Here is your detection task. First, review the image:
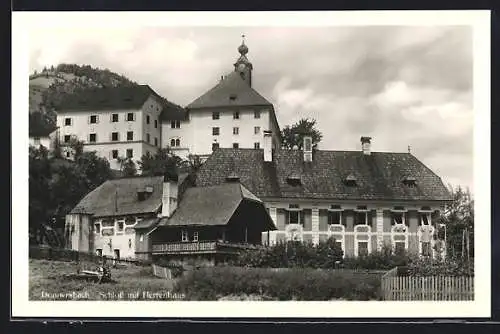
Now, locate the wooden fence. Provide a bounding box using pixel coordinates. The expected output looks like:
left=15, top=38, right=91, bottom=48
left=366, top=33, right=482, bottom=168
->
left=381, top=270, right=474, bottom=301
left=152, top=264, right=173, bottom=279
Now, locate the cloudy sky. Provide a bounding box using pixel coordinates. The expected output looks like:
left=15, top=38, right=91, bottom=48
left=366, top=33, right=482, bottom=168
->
left=29, top=25, right=473, bottom=192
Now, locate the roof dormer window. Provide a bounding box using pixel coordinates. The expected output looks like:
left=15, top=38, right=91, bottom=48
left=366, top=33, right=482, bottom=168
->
left=286, top=173, right=301, bottom=186
left=229, top=94, right=237, bottom=101
left=137, top=185, right=153, bottom=201
left=225, top=172, right=240, bottom=182
left=402, top=176, right=417, bottom=187
left=345, top=173, right=357, bottom=186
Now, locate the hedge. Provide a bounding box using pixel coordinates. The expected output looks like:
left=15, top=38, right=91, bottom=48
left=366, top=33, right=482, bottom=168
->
left=173, top=266, right=382, bottom=301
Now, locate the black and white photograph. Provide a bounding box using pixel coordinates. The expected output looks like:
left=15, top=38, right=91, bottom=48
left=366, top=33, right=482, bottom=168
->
left=12, top=10, right=490, bottom=318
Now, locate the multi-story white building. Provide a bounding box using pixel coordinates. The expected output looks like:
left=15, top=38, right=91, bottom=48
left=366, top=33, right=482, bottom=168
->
left=54, top=39, right=281, bottom=169
left=55, top=85, right=185, bottom=170
left=179, top=39, right=281, bottom=158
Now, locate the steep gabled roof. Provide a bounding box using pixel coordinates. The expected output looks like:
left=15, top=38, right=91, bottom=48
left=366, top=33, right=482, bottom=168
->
left=158, top=183, right=264, bottom=227
left=195, top=148, right=452, bottom=202
left=54, top=85, right=186, bottom=119
left=187, top=72, right=273, bottom=109
left=29, top=112, right=58, bottom=137
left=71, top=176, right=164, bottom=217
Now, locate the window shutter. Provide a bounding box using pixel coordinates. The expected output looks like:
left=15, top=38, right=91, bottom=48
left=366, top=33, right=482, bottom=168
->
left=109, top=133, right=112, bottom=141
left=404, top=211, right=409, bottom=226
left=300, top=211, right=305, bottom=226
left=109, top=151, right=112, bottom=159
left=96, top=115, right=99, bottom=123
left=133, top=113, right=136, bottom=121
left=87, top=116, right=90, bottom=124
left=368, top=210, right=373, bottom=228
left=110, top=114, right=113, bottom=122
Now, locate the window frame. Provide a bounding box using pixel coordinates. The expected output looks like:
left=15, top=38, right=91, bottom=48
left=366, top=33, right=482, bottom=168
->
left=146, top=115, right=150, bottom=124
left=354, top=210, right=368, bottom=225
left=233, top=127, right=239, bottom=135
left=127, top=131, right=133, bottom=141
left=89, top=133, right=97, bottom=143
left=89, top=115, right=98, bottom=124
left=212, top=143, right=219, bottom=151
left=254, top=110, right=261, bottom=119
left=94, top=222, right=101, bottom=234
left=147, top=133, right=150, bottom=143
left=181, top=230, right=189, bottom=242
left=254, top=142, right=260, bottom=149
left=111, top=113, right=119, bottom=122
left=127, top=112, right=135, bottom=122
left=254, top=126, right=261, bottom=135
left=328, top=210, right=342, bottom=225
left=193, top=231, right=199, bottom=242
left=64, top=135, right=71, bottom=143
left=233, top=111, right=240, bottom=120
left=212, top=127, right=220, bottom=136
left=111, top=132, right=119, bottom=142
left=212, top=112, right=220, bottom=120
left=126, top=149, right=133, bottom=159
left=64, top=117, right=72, bottom=126
left=111, top=150, right=119, bottom=159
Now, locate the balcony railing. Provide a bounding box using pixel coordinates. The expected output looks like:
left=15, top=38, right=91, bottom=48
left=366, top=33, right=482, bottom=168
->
left=151, top=240, right=263, bottom=255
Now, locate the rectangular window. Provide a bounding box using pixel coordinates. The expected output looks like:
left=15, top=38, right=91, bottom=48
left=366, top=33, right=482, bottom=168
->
left=181, top=230, right=189, bottom=242
left=420, top=212, right=430, bottom=225
left=89, top=133, right=97, bottom=143
left=394, top=242, right=406, bottom=255
left=127, top=131, right=133, bottom=141
left=254, top=126, right=260, bottom=134
left=116, top=221, right=124, bottom=233
left=212, top=127, right=220, bottom=136
left=147, top=133, right=150, bottom=143
left=355, top=211, right=367, bottom=225
left=358, top=241, right=369, bottom=257
left=64, top=118, right=72, bottom=126
left=233, top=143, right=239, bottom=149
left=112, top=150, right=118, bottom=159
left=154, top=120, right=158, bottom=128
left=154, top=137, right=158, bottom=146
left=126, top=149, right=133, bottom=158
left=111, top=113, right=119, bottom=122
left=233, top=111, right=240, bottom=119
left=233, top=127, right=239, bottom=135
left=33, top=137, right=40, bottom=146
left=193, top=231, right=199, bottom=242
left=392, top=212, right=405, bottom=225
left=288, top=210, right=303, bottom=225
left=212, top=112, right=220, bottom=120
left=111, top=132, right=119, bottom=141
left=254, top=142, right=260, bottom=149
left=89, top=115, right=98, bottom=124
left=422, top=242, right=432, bottom=257
left=146, top=115, right=150, bottom=124
left=94, top=223, right=101, bottom=234
left=127, top=113, right=135, bottom=121
left=212, top=143, right=219, bottom=151
left=328, top=211, right=341, bottom=225
left=254, top=110, right=261, bottom=119
left=64, top=135, right=71, bottom=143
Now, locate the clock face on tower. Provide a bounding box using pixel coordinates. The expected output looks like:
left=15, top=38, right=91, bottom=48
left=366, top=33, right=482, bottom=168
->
left=238, top=63, right=246, bottom=71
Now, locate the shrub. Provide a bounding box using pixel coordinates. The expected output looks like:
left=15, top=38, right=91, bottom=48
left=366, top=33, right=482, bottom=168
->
left=341, top=245, right=412, bottom=270
left=234, top=238, right=344, bottom=269
left=173, top=266, right=381, bottom=301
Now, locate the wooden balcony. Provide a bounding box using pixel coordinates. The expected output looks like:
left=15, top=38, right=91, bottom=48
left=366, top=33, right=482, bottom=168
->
left=152, top=240, right=262, bottom=255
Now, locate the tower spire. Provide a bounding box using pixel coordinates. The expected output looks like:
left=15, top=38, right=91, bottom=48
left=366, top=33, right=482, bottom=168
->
left=234, top=34, right=253, bottom=86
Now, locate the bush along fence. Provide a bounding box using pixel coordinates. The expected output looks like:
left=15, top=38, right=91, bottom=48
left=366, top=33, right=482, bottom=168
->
left=381, top=267, right=474, bottom=301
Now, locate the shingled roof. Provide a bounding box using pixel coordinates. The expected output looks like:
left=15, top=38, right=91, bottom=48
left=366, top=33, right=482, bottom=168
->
left=187, top=72, right=273, bottom=109
left=29, top=112, right=57, bottom=137
left=158, top=183, right=267, bottom=227
left=196, top=148, right=452, bottom=202
left=70, top=176, right=164, bottom=217
left=54, top=85, right=187, bottom=120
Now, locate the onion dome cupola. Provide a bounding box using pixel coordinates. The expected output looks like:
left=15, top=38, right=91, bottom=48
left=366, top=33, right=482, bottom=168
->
left=234, top=34, right=253, bottom=87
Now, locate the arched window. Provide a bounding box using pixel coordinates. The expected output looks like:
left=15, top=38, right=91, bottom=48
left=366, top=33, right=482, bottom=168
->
left=175, top=138, right=180, bottom=147
left=170, top=139, right=175, bottom=147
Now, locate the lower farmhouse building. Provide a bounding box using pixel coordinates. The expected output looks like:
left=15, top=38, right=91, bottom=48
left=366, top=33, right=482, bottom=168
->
left=196, top=133, right=452, bottom=258
left=64, top=172, right=275, bottom=263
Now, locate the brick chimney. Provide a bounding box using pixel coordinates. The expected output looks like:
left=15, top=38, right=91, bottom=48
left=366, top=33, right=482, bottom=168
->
left=263, top=130, right=273, bottom=162
left=303, top=135, right=312, bottom=162
left=361, top=136, right=372, bottom=155
left=161, top=174, right=178, bottom=217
